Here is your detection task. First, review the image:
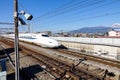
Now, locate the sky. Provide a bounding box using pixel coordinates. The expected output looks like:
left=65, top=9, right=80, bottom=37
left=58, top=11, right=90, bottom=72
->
left=0, top=0, right=120, bottom=33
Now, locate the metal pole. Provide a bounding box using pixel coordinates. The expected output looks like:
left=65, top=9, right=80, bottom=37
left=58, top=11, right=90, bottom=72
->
left=14, top=0, right=19, bottom=80
left=28, top=24, right=30, bottom=33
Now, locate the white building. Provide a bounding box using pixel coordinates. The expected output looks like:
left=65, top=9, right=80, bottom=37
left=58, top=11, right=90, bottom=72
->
left=108, top=29, right=120, bottom=36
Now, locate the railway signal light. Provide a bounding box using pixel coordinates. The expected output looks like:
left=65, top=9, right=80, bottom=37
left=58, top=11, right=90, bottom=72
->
left=20, top=11, right=33, bottom=20
left=18, top=17, right=26, bottom=25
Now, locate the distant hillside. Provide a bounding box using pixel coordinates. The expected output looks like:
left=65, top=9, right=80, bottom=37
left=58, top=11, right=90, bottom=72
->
left=69, top=26, right=111, bottom=33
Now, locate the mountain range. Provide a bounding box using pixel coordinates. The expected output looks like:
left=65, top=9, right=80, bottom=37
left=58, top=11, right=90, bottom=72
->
left=69, top=26, right=112, bottom=33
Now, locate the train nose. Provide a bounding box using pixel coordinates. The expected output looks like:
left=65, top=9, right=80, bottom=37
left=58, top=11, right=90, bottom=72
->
left=49, top=41, right=60, bottom=47
left=54, top=42, right=61, bottom=47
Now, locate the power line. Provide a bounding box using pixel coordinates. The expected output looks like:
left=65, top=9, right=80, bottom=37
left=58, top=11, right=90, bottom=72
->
left=43, top=0, right=104, bottom=18
left=28, top=0, right=120, bottom=31
left=0, top=22, right=14, bottom=25
left=32, top=0, right=105, bottom=23
left=18, top=0, right=28, bottom=12
left=31, top=0, right=92, bottom=21
left=33, top=1, right=120, bottom=25
left=35, top=0, right=119, bottom=24
left=32, top=1, right=107, bottom=23
left=35, top=11, right=120, bottom=27
left=0, top=28, right=14, bottom=30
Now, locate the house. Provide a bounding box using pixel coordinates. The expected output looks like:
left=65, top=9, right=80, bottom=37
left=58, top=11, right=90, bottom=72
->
left=108, top=29, right=120, bottom=36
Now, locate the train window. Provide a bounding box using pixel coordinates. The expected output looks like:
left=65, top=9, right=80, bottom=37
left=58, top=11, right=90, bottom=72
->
left=41, top=34, right=49, bottom=37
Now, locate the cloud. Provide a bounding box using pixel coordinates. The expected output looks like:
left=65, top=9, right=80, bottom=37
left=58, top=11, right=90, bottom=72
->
left=111, top=23, right=120, bottom=28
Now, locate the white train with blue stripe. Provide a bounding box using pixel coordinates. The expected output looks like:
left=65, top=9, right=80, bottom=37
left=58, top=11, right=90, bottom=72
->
left=6, top=33, right=61, bottom=48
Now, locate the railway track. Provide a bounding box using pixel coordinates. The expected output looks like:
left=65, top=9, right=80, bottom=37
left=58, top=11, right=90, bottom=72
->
left=20, top=42, right=100, bottom=80
left=56, top=49, right=120, bottom=68
left=0, top=38, right=119, bottom=80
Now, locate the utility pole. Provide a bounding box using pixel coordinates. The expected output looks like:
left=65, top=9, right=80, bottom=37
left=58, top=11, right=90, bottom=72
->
left=28, top=24, right=30, bottom=33
left=14, top=0, right=19, bottom=80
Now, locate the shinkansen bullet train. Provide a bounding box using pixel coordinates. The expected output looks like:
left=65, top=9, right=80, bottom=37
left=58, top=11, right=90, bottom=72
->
left=5, top=33, right=61, bottom=48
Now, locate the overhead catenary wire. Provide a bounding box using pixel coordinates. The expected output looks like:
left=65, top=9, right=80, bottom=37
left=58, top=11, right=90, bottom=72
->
left=18, top=0, right=120, bottom=26
left=33, top=0, right=118, bottom=24
left=41, top=0, right=104, bottom=18
left=54, top=11, right=120, bottom=25
left=33, top=11, right=120, bottom=27
left=32, top=0, right=119, bottom=25
left=32, top=0, right=88, bottom=21
left=32, top=0, right=108, bottom=23
left=31, top=0, right=98, bottom=22
left=22, top=0, right=120, bottom=31
left=0, top=22, right=14, bottom=25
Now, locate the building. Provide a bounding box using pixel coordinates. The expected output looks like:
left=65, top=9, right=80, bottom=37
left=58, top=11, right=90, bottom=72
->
left=108, top=29, right=120, bottom=36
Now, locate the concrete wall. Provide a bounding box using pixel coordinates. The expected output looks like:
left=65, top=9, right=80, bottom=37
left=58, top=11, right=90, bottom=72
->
left=117, top=48, right=120, bottom=60
left=52, top=37, right=120, bottom=60
left=58, top=41, right=119, bottom=60
left=60, top=41, right=94, bottom=51
left=94, top=45, right=117, bottom=56
left=52, top=37, right=120, bottom=47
